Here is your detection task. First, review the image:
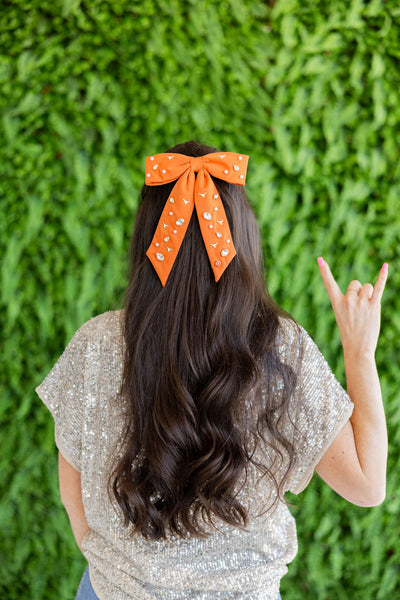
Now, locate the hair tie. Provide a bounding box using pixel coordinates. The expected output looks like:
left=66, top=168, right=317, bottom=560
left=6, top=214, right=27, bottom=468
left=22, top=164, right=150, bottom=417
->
left=144, top=152, right=249, bottom=286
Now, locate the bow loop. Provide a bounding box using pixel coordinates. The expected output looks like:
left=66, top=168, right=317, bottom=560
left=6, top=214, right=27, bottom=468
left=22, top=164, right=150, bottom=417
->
left=145, top=151, right=249, bottom=286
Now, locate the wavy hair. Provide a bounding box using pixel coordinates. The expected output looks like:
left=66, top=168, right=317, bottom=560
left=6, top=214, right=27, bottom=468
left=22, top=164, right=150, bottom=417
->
left=107, top=140, right=300, bottom=540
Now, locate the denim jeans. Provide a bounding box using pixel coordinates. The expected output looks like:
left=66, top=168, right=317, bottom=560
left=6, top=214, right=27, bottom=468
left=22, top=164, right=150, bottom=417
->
left=75, top=566, right=100, bottom=600
left=75, top=564, right=282, bottom=600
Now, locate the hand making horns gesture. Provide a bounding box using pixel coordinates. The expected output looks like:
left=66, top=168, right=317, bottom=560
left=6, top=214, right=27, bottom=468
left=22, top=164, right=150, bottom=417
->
left=317, top=258, right=388, bottom=358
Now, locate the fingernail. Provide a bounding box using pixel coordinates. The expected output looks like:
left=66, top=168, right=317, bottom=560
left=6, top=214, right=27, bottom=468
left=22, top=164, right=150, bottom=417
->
left=381, top=263, right=388, bottom=273
left=317, top=257, right=325, bottom=267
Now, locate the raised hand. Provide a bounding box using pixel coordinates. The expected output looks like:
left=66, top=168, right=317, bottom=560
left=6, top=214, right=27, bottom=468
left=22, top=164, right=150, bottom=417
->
left=317, top=257, right=388, bottom=358
left=315, top=257, right=388, bottom=508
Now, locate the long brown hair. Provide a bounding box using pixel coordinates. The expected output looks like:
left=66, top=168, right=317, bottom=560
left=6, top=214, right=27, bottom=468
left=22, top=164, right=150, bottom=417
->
left=107, top=140, right=300, bottom=540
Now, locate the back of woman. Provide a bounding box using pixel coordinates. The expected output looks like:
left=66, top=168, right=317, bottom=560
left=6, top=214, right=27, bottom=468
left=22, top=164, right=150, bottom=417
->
left=36, top=140, right=388, bottom=600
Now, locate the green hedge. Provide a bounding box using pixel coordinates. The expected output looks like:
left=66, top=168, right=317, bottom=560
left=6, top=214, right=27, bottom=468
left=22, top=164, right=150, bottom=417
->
left=1, top=1, right=399, bottom=598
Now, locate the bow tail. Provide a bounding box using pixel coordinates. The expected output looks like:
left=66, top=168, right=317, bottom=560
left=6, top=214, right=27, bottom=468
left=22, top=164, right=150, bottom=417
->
left=146, top=170, right=195, bottom=286
left=194, top=170, right=237, bottom=282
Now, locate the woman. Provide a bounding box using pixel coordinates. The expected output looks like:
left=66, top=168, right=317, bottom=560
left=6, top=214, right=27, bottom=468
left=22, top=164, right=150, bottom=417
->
left=36, top=140, right=388, bottom=600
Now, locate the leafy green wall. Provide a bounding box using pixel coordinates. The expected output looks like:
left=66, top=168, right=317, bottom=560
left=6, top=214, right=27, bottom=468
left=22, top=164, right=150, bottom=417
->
left=1, top=0, right=399, bottom=598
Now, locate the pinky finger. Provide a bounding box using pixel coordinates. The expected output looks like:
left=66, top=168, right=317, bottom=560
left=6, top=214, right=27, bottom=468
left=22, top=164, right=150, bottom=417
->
left=371, top=263, right=388, bottom=304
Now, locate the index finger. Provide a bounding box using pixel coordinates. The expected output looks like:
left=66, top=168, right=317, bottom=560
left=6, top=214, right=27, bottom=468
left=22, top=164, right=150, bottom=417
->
left=317, top=257, right=343, bottom=306
left=371, top=263, right=388, bottom=304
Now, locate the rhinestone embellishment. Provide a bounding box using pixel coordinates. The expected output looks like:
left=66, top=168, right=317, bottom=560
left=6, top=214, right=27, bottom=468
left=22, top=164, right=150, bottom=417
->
left=156, top=253, right=164, bottom=261
left=169, top=197, right=174, bottom=203
left=214, top=194, right=219, bottom=199
left=221, top=249, right=229, bottom=257
left=234, top=165, right=239, bottom=171
left=164, top=237, right=170, bottom=242
left=216, top=232, right=222, bottom=238
left=215, top=260, right=221, bottom=266
left=203, top=212, right=212, bottom=220
left=176, top=218, right=184, bottom=226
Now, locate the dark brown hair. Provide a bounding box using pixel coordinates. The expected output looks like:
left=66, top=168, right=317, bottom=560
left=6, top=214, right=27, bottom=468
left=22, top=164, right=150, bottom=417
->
left=107, top=140, right=300, bottom=540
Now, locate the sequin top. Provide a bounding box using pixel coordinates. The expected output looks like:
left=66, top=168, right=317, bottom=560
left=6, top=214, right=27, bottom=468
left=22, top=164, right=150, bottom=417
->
left=35, top=310, right=354, bottom=600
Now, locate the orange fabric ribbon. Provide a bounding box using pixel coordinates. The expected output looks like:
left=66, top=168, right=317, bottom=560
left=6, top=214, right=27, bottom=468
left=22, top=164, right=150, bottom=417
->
left=145, top=152, right=249, bottom=286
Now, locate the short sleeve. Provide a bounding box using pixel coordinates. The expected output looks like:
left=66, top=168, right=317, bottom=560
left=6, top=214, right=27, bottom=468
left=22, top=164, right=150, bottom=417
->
left=35, top=323, right=89, bottom=472
left=285, top=324, right=354, bottom=495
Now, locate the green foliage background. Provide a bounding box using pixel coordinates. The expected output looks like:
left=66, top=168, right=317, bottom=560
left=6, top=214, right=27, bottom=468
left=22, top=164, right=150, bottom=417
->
left=1, top=0, right=399, bottom=598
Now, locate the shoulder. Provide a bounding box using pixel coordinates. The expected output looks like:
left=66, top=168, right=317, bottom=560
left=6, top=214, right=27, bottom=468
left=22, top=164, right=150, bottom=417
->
left=276, top=316, right=306, bottom=354
left=274, top=316, right=325, bottom=374
left=76, top=309, right=124, bottom=345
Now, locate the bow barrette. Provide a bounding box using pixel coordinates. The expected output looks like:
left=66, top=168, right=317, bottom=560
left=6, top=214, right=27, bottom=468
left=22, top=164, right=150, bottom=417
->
left=144, top=151, right=249, bottom=286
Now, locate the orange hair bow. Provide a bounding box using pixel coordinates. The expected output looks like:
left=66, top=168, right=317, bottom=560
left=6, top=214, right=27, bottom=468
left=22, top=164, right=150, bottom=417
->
left=145, top=151, right=249, bottom=286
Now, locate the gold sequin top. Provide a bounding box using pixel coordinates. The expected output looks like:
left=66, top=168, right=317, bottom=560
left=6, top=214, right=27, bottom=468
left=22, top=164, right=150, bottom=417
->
left=35, top=310, right=354, bottom=600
